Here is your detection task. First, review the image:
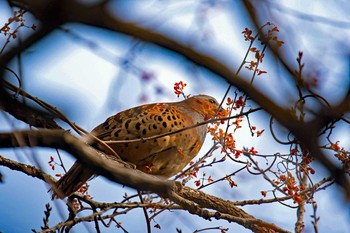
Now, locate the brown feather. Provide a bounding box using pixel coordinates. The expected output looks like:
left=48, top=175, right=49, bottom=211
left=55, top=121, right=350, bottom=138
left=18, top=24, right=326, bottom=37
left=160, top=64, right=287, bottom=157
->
left=53, top=95, right=221, bottom=198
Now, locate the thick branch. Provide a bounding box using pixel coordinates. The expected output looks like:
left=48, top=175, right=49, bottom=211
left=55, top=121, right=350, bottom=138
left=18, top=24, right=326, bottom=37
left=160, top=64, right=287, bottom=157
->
left=0, top=90, right=60, bottom=129
left=179, top=187, right=290, bottom=233
left=0, top=129, right=175, bottom=194
left=0, top=129, right=288, bottom=232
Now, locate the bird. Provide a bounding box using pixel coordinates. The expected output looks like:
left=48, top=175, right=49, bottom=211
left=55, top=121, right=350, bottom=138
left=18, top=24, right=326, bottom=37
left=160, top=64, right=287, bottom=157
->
left=54, top=94, right=223, bottom=198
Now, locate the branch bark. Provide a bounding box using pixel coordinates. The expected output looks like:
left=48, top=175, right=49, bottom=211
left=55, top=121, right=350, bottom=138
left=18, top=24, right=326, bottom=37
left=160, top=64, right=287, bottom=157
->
left=0, top=154, right=55, bottom=183
left=0, top=129, right=289, bottom=232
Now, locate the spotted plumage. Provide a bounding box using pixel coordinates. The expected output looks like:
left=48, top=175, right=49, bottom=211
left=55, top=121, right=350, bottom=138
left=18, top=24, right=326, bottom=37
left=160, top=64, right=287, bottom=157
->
left=55, top=95, right=222, bottom=198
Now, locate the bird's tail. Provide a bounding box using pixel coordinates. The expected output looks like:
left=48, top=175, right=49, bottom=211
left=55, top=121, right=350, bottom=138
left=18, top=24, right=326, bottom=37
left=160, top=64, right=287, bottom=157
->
left=53, top=162, right=94, bottom=199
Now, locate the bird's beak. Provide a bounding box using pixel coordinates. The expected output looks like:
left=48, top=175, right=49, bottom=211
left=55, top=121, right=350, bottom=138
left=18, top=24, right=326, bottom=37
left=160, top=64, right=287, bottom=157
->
left=215, top=105, right=225, bottom=117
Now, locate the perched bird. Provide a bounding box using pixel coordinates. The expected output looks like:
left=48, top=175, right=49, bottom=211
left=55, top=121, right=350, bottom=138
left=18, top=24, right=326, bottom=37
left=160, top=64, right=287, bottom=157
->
left=54, top=94, right=222, bottom=198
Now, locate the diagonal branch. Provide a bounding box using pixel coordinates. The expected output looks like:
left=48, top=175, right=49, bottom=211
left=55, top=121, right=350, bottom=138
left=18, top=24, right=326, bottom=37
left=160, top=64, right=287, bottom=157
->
left=0, top=129, right=175, bottom=194
left=0, top=154, right=56, bottom=183
left=0, top=129, right=289, bottom=232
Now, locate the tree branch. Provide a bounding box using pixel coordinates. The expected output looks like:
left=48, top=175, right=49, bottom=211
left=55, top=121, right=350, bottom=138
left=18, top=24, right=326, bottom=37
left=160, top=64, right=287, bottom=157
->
left=0, top=129, right=175, bottom=194
left=0, top=129, right=289, bottom=232
left=0, top=154, right=55, bottom=184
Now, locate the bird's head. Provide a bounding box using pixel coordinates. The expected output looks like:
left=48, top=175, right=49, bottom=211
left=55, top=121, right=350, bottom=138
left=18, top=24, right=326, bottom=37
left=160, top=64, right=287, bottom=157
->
left=184, top=94, right=225, bottom=121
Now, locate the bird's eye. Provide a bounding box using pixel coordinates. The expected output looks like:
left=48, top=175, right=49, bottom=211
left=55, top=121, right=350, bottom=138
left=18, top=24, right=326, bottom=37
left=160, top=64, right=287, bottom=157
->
left=209, top=99, right=216, bottom=104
